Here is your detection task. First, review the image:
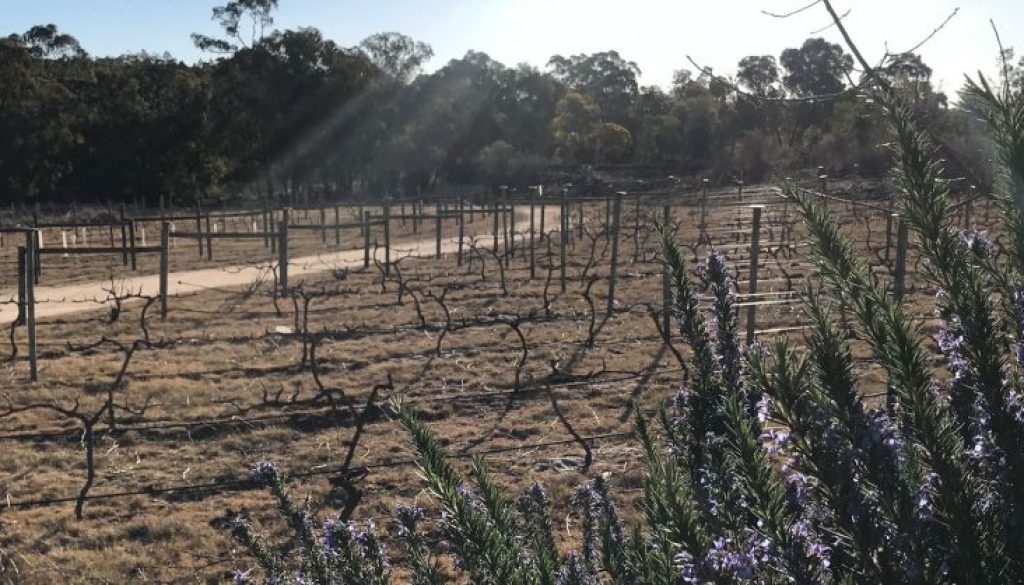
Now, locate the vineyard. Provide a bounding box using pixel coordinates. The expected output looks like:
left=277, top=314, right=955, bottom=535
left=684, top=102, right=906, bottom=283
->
left=0, top=180, right=993, bottom=582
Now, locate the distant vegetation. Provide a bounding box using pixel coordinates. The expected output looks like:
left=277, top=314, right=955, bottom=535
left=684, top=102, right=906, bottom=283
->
left=0, top=0, right=1018, bottom=205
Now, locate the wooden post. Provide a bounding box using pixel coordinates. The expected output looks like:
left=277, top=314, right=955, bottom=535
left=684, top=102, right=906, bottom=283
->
left=492, top=191, right=500, bottom=253
left=604, top=193, right=611, bottom=235
left=262, top=205, right=270, bottom=249
left=363, top=210, right=371, bottom=268
left=33, top=228, right=42, bottom=285
left=885, top=213, right=895, bottom=263
left=662, top=204, right=672, bottom=335
left=195, top=206, right=204, bottom=258
left=700, top=178, right=710, bottom=245
left=560, top=188, right=568, bottom=293
left=121, top=204, right=130, bottom=266
left=16, top=247, right=26, bottom=326
left=320, top=205, right=328, bottom=243
left=539, top=199, right=547, bottom=240
left=205, top=213, right=213, bottom=261
left=129, top=220, right=138, bottom=270
left=334, top=205, right=341, bottom=246
left=529, top=198, right=536, bottom=279
left=745, top=205, right=763, bottom=346
left=457, top=198, right=465, bottom=266
left=383, top=199, right=391, bottom=275
left=500, top=186, right=510, bottom=264
left=278, top=208, right=290, bottom=291
left=269, top=208, right=277, bottom=254
left=894, top=218, right=909, bottom=302
left=509, top=194, right=517, bottom=258
left=607, top=192, right=623, bottom=314
left=435, top=200, right=443, bottom=257
left=159, top=222, right=169, bottom=320
left=633, top=194, right=641, bottom=263
left=25, top=231, right=38, bottom=381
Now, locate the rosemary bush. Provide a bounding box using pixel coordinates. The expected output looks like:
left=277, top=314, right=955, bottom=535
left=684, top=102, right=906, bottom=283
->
left=229, top=77, right=1024, bottom=584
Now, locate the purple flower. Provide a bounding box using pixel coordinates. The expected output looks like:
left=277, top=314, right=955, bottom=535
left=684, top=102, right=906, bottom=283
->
left=396, top=504, right=425, bottom=537
left=960, top=229, right=991, bottom=258
left=704, top=536, right=755, bottom=580
left=250, top=461, right=280, bottom=485
left=557, top=551, right=598, bottom=585
left=322, top=518, right=339, bottom=552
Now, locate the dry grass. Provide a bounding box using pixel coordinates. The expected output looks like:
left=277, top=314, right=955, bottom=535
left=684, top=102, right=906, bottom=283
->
left=0, top=183, right=987, bottom=583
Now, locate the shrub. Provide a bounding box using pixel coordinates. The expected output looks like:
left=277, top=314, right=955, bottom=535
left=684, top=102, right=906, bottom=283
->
left=229, top=76, right=1024, bottom=584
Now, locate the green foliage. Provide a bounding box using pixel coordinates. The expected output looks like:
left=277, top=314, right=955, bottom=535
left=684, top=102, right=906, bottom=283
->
left=1, top=7, right=996, bottom=205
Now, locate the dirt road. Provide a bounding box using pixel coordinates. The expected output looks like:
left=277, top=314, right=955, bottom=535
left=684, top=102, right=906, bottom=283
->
left=0, top=207, right=559, bottom=325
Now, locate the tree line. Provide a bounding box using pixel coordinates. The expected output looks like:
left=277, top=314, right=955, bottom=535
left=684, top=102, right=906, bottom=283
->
left=1, top=0, right=1019, bottom=206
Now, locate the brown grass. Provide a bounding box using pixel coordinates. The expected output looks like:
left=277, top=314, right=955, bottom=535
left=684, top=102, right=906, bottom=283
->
left=0, top=183, right=984, bottom=583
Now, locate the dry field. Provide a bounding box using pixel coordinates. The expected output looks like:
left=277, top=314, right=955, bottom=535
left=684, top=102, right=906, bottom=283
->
left=0, top=183, right=986, bottom=583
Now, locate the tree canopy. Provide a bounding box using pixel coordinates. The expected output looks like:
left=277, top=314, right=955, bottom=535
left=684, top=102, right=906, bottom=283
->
left=0, top=1, right=989, bottom=206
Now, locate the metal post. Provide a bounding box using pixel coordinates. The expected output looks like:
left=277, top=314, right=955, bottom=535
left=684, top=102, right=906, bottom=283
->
left=745, top=205, right=763, bottom=346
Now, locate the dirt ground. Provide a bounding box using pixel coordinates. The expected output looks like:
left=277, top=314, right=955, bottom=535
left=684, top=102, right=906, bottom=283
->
left=0, top=183, right=989, bottom=583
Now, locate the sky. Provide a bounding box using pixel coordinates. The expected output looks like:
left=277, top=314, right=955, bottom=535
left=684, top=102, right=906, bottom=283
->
left=3, top=0, right=1022, bottom=96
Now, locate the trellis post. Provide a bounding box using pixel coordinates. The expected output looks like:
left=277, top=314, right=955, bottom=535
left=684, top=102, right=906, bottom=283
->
left=745, top=205, right=764, bottom=346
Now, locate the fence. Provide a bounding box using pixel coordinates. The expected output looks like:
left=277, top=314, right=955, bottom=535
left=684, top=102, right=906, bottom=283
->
left=1, top=172, right=958, bottom=389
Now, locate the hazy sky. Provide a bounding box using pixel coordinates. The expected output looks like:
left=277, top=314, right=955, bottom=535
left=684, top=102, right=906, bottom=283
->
left=3, top=1, right=1022, bottom=95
